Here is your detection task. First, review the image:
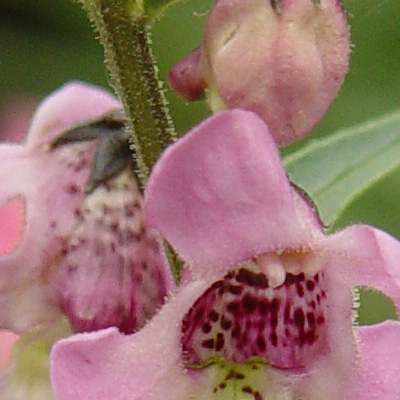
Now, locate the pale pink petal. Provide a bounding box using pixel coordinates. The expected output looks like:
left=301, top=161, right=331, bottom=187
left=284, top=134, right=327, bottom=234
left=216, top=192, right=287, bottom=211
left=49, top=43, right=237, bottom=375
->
left=350, top=321, right=400, bottom=399
left=145, top=110, right=321, bottom=273
left=27, top=82, right=119, bottom=147
left=322, top=225, right=400, bottom=315
left=51, top=281, right=210, bottom=400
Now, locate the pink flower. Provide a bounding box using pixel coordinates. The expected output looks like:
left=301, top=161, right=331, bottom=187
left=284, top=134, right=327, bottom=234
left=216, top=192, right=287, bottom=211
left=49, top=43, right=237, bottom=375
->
left=168, top=0, right=350, bottom=145
left=0, top=82, right=174, bottom=335
left=51, top=110, right=400, bottom=399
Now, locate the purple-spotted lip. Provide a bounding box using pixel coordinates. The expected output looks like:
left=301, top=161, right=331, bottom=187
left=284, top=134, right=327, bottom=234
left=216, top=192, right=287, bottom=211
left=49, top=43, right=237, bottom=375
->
left=182, top=265, right=329, bottom=370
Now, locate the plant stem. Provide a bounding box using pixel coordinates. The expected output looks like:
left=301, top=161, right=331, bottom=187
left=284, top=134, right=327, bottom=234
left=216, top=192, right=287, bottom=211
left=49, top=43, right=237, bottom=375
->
left=78, top=0, right=176, bottom=186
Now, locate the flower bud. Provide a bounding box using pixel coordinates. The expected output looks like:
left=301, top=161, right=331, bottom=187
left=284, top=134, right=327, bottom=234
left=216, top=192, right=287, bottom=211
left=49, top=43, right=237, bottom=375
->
left=168, top=0, right=350, bottom=145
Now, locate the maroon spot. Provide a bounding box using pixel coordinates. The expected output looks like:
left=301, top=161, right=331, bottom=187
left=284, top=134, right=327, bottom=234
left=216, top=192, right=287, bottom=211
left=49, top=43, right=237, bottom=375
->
left=229, top=285, right=243, bottom=295
left=285, top=272, right=305, bottom=285
left=317, top=315, right=325, bottom=325
left=284, top=328, right=290, bottom=337
left=194, top=308, right=204, bottom=322
left=242, top=294, right=258, bottom=313
left=124, top=204, right=135, bottom=217
left=74, top=209, right=83, bottom=220
left=259, top=299, right=269, bottom=314
left=221, top=316, right=232, bottom=330
left=242, top=386, right=253, bottom=394
left=270, top=298, right=280, bottom=314
left=296, top=283, right=304, bottom=297
left=270, top=332, right=278, bottom=347
left=254, top=391, right=263, bottom=400
left=241, top=333, right=248, bottom=345
left=284, top=302, right=291, bottom=323
left=258, top=320, right=265, bottom=330
left=307, top=312, right=315, bottom=327
left=294, top=309, right=305, bottom=331
left=209, top=310, right=219, bottom=322
left=202, top=323, right=212, bottom=333
left=304, top=331, right=317, bottom=345
left=225, top=271, right=235, bottom=280
left=256, top=335, right=266, bottom=352
left=227, top=301, right=240, bottom=315
left=314, top=274, right=320, bottom=283
left=66, top=183, right=79, bottom=194
left=306, top=280, right=315, bottom=291
left=201, top=339, right=214, bottom=349
left=110, top=222, right=118, bottom=233
left=235, top=268, right=268, bottom=288
left=225, top=370, right=235, bottom=380
left=211, top=281, right=223, bottom=291
left=245, top=320, right=252, bottom=331
left=270, top=315, right=278, bottom=329
left=219, top=382, right=227, bottom=389
left=215, top=333, right=225, bottom=351
left=232, top=323, right=241, bottom=338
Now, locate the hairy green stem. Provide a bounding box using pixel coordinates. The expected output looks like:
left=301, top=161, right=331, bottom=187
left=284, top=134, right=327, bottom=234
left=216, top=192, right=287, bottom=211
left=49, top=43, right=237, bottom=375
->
left=78, top=0, right=181, bottom=281
left=78, top=0, right=176, bottom=185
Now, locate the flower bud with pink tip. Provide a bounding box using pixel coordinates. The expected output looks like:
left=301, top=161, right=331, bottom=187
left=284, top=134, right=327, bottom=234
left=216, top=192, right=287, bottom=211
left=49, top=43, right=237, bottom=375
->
left=168, top=0, right=350, bottom=145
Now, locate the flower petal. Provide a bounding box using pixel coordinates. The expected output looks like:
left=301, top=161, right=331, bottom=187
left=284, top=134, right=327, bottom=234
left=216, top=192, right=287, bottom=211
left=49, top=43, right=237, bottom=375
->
left=350, top=321, right=400, bottom=399
left=145, top=110, right=320, bottom=273
left=322, top=225, right=400, bottom=315
left=27, top=82, right=119, bottom=147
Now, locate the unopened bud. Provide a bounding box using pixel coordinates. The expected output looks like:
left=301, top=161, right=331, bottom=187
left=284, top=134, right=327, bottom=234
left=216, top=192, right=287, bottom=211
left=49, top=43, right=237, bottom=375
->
left=168, top=0, right=350, bottom=145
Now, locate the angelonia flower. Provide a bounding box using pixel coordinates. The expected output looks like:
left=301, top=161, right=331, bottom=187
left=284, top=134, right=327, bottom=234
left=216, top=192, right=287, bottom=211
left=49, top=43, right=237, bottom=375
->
left=168, top=0, right=350, bottom=145
left=51, top=110, right=400, bottom=400
left=0, top=82, right=174, bottom=398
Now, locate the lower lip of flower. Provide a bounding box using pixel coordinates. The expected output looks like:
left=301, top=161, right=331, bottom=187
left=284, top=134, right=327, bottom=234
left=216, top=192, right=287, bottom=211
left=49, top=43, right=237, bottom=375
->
left=181, top=261, right=328, bottom=369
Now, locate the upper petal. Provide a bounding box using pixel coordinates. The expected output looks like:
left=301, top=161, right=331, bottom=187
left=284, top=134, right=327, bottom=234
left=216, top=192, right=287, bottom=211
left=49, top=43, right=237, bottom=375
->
left=27, top=82, right=120, bottom=147
left=145, top=110, right=321, bottom=274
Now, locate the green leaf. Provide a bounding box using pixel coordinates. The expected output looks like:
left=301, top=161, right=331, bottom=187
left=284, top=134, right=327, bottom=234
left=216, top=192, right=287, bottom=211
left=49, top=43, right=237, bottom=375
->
left=283, top=110, right=400, bottom=226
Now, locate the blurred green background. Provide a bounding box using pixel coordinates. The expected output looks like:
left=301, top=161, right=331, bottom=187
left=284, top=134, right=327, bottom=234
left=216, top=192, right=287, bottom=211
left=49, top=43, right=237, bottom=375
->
left=1, top=0, right=399, bottom=324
